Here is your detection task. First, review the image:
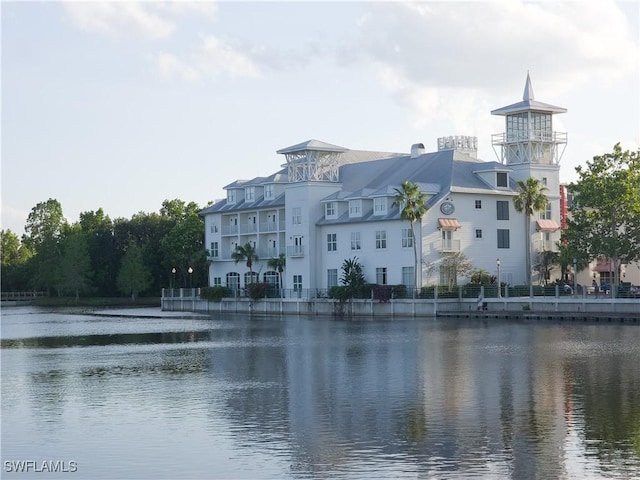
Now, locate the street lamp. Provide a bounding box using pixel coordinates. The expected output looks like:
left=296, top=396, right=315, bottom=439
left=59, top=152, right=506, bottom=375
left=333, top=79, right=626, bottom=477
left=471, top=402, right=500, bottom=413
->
left=573, top=257, right=577, bottom=296
left=188, top=266, right=193, bottom=289
left=171, top=267, right=176, bottom=290
left=496, top=259, right=501, bottom=298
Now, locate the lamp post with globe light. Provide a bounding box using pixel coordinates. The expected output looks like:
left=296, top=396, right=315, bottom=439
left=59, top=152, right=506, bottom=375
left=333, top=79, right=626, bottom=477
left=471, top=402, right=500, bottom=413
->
left=497, top=259, right=501, bottom=298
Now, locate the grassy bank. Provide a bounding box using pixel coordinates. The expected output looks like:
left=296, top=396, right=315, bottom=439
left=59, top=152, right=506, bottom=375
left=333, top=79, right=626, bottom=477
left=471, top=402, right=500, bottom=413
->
left=30, top=297, right=161, bottom=308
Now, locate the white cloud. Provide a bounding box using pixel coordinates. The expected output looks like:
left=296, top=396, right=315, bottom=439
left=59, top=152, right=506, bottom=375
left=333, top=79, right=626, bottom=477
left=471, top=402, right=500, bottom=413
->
left=62, top=1, right=218, bottom=40
left=158, top=34, right=260, bottom=80
left=357, top=1, right=638, bottom=91
left=63, top=1, right=176, bottom=39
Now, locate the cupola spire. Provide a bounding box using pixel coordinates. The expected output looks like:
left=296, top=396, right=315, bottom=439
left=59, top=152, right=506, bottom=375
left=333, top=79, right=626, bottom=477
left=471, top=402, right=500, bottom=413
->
left=523, top=71, right=534, bottom=101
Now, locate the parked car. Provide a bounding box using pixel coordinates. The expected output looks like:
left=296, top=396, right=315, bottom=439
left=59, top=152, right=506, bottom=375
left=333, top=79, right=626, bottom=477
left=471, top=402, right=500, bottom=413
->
left=630, top=285, right=640, bottom=298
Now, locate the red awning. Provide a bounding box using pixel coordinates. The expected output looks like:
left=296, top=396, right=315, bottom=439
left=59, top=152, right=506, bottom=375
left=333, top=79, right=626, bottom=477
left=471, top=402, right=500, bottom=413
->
left=438, top=218, right=461, bottom=230
left=536, top=219, right=560, bottom=232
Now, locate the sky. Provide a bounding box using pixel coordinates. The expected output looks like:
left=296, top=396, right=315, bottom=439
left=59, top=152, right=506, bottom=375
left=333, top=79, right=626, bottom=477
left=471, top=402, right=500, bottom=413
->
left=2, top=1, right=639, bottom=236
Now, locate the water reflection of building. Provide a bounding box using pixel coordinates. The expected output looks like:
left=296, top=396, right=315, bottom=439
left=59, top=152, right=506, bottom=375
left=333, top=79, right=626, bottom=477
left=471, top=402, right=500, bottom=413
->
left=205, top=318, right=640, bottom=477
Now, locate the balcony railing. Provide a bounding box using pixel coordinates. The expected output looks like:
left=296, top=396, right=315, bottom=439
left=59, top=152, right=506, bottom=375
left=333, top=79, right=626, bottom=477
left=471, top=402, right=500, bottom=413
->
left=259, top=222, right=279, bottom=232
left=256, top=247, right=286, bottom=258
left=222, top=225, right=239, bottom=236
left=287, top=245, right=305, bottom=257
left=441, top=239, right=461, bottom=252
left=240, top=223, right=258, bottom=234
left=491, top=131, right=567, bottom=145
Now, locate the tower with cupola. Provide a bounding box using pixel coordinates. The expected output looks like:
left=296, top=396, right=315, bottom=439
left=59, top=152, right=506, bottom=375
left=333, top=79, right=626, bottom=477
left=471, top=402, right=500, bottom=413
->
left=491, top=73, right=567, bottom=282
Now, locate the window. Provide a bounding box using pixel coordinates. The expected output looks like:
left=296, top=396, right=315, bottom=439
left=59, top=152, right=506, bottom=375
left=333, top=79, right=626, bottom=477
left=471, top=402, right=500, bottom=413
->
left=351, top=232, right=361, bottom=250
left=210, top=224, right=218, bottom=233
left=542, top=177, right=548, bottom=187
left=402, top=228, right=413, bottom=248
left=376, top=267, right=387, bottom=285
left=327, top=269, right=338, bottom=288
left=540, top=202, right=552, bottom=220
left=327, top=233, right=337, bottom=252
left=475, top=229, right=483, bottom=239
left=375, top=231, right=387, bottom=249
left=210, top=242, right=219, bottom=258
left=497, top=201, right=509, bottom=220
left=292, top=207, right=302, bottom=225
left=293, top=275, right=302, bottom=291
left=325, top=202, right=337, bottom=218
left=349, top=200, right=362, bottom=217
left=227, top=190, right=236, bottom=204
left=264, top=184, right=274, bottom=200
left=497, top=229, right=510, bottom=249
left=244, top=271, right=258, bottom=286
left=373, top=197, right=387, bottom=215
left=245, top=187, right=255, bottom=202
left=496, top=172, right=508, bottom=188
left=475, top=200, right=482, bottom=209
left=402, top=267, right=415, bottom=288
left=213, top=277, right=222, bottom=286
left=226, top=272, right=240, bottom=291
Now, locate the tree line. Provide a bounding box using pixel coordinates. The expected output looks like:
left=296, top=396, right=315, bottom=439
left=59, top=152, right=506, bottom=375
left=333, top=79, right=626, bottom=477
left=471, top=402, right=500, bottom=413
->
left=1, top=198, right=210, bottom=299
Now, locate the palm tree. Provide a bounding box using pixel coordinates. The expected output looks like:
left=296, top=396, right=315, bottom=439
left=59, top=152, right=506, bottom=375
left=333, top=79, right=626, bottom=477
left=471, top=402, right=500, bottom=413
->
left=513, top=177, right=548, bottom=285
left=232, top=242, right=259, bottom=285
left=267, top=253, right=286, bottom=297
left=393, top=181, right=428, bottom=291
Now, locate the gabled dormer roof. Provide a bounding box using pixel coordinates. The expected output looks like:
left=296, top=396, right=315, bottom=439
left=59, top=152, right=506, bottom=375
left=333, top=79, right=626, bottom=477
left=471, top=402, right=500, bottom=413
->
left=491, top=72, right=567, bottom=116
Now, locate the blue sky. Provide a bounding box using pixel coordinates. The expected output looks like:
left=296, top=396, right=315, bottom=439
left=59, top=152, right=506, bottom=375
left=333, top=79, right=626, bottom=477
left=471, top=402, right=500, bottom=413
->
left=2, top=1, right=639, bottom=235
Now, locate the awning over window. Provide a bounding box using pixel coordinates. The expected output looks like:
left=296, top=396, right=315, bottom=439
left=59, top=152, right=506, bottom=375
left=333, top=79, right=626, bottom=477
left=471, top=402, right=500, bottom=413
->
left=593, top=259, right=618, bottom=273
left=438, top=218, right=461, bottom=230
left=536, top=219, right=560, bottom=232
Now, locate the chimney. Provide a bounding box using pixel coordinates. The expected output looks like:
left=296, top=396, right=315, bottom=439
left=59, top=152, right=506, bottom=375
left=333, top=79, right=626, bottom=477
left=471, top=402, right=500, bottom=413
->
left=410, top=143, right=425, bottom=158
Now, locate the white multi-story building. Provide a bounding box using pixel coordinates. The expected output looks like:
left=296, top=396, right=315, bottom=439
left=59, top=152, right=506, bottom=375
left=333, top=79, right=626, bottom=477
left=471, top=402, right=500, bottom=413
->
left=201, top=74, right=567, bottom=295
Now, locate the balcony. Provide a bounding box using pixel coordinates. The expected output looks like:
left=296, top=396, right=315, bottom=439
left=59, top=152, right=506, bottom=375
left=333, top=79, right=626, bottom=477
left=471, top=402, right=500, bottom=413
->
left=491, top=130, right=567, bottom=145
left=240, top=223, right=258, bottom=234
left=287, top=245, right=305, bottom=257
left=256, top=247, right=286, bottom=258
left=441, top=239, right=460, bottom=252
left=259, top=222, right=279, bottom=233
left=222, top=225, right=239, bottom=236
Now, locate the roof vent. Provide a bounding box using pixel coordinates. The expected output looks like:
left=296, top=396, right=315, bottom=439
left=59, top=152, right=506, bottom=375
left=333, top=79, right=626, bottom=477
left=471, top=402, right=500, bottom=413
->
left=410, top=143, right=425, bottom=158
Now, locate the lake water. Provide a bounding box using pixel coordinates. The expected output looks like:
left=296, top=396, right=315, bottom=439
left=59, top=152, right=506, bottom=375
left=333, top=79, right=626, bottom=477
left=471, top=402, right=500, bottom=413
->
left=2, top=306, right=640, bottom=479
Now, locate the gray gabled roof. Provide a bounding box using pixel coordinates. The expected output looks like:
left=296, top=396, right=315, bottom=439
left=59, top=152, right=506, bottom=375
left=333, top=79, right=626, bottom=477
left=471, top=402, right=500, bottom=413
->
left=491, top=73, right=567, bottom=115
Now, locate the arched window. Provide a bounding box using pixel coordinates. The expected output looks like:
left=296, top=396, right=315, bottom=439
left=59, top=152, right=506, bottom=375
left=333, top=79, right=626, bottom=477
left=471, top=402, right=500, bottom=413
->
left=226, top=272, right=240, bottom=291
left=244, top=272, right=258, bottom=286
left=263, top=271, right=279, bottom=286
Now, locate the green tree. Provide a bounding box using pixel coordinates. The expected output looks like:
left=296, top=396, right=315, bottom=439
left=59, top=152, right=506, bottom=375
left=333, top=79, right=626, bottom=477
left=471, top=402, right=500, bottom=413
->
left=23, top=198, right=66, bottom=253
left=340, top=257, right=366, bottom=298
left=22, top=199, right=67, bottom=294
left=232, top=243, right=259, bottom=285
left=513, top=178, right=549, bottom=285
left=159, top=203, right=206, bottom=288
left=79, top=208, right=119, bottom=296
left=563, top=144, right=640, bottom=292
left=1, top=229, right=32, bottom=291
left=267, top=253, right=286, bottom=296
left=117, top=241, right=152, bottom=301
left=59, top=231, right=92, bottom=301
left=393, top=181, right=427, bottom=290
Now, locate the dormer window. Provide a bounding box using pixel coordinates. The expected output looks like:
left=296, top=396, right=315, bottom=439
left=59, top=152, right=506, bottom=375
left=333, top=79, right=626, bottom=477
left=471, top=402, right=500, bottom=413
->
left=349, top=200, right=362, bottom=217
left=264, top=184, right=274, bottom=200
left=325, top=202, right=337, bottom=219
left=227, top=190, right=236, bottom=204
left=373, top=197, right=387, bottom=215
left=496, top=172, right=508, bottom=188
left=245, top=187, right=255, bottom=202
